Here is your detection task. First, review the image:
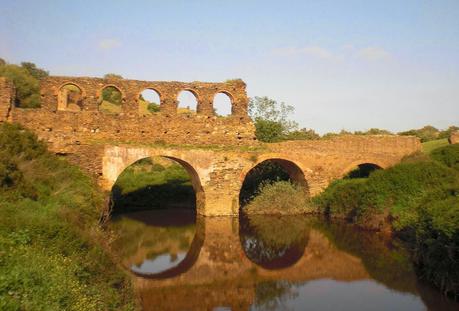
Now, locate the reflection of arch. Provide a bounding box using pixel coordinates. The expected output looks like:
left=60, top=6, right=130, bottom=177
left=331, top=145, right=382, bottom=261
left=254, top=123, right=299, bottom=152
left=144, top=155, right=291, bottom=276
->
left=57, top=82, right=84, bottom=111
left=340, top=159, right=386, bottom=178
left=239, top=214, right=309, bottom=270
left=138, top=88, right=162, bottom=115
left=240, top=154, right=310, bottom=195
left=131, top=216, right=205, bottom=279
left=213, top=91, right=233, bottom=116
left=177, top=89, right=199, bottom=113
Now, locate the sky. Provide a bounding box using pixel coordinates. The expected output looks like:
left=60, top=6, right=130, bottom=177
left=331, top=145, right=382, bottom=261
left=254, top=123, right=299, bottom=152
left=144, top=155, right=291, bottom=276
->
left=1, top=0, right=458, bottom=133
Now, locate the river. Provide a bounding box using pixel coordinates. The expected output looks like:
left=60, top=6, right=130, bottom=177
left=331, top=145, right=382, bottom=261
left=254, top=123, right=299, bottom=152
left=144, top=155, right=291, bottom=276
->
left=108, top=209, right=458, bottom=311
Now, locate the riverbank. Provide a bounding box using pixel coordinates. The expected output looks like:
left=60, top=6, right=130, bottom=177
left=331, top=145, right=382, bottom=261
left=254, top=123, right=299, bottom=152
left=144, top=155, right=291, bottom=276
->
left=0, top=123, right=135, bottom=310
left=315, top=144, right=459, bottom=298
left=241, top=143, right=458, bottom=298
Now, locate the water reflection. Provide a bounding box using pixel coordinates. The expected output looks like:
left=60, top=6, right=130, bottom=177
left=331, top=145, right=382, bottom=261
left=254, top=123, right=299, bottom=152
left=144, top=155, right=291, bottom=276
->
left=240, top=215, right=309, bottom=269
left=109, top=211, right=459, bottom=311
left=109, top=209, right=202, bottom=278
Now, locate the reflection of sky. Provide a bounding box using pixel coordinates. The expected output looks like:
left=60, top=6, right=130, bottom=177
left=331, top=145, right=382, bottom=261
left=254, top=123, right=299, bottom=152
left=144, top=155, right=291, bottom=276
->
left=251, top=279, right=424, bottom=311
left=131, top=252, right=187, bottom=274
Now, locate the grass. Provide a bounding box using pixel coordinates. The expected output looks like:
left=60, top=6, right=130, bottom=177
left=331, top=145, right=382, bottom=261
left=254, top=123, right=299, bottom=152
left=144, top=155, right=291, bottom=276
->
left=422, top=138, right=449, bottom=154
left=243, top=181, right=313, bottom=215
left=0, top=123, right=135, bottom=310
left=99, top=100, right=122, bottom=114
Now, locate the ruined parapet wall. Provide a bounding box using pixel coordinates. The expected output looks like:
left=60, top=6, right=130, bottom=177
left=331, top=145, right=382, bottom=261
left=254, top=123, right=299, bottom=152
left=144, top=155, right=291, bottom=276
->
left=0, top=77, right=14, bottom=122
left=9, top=76, right=256, bottom=154
left=39, top=76, right=250, bottom=117
left=449, top=131, right=459, bottom=144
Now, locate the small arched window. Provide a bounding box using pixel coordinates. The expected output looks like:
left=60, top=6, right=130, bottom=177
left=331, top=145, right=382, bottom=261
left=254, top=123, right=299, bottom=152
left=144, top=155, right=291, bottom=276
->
left=58, top=83, right=83, bottom=111
left=99, top=86, right=123, bottom=114
left=177, top=90, right=198, bottom=114
left=139, top=89, right=161, bottom=115
left=213, top=92, right=232, bottom=116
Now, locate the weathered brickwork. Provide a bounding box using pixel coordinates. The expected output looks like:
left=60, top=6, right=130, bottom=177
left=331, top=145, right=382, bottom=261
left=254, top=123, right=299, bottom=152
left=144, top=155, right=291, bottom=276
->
left=449, top=131, right=459, bottom=144
left=8, top=76, right=255, bottom=149
left=0, top=75, right=422, bottom=216
left=0, top=77, right=14, bottom=122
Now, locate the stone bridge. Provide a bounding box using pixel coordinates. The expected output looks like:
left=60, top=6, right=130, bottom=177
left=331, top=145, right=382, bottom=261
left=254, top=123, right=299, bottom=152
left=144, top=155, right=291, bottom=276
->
left=0, top=76, right=421, bottom=216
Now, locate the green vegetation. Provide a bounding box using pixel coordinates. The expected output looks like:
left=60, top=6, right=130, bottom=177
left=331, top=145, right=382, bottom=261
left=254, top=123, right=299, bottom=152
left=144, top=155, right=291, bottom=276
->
left=112, top=157, right=195, bottom=212
left=0, top=123, right=134, bottom=310
left=422, top=138, right=449, bottom=154
left=315, top=144, right=459, bottom=298
left=99, top=86, right=122, bottom=114
left=243, top=181, right=312, bottom=215
left=0, top=59, right=48, bottom=108
left=399, top=125, right=459, bottom=142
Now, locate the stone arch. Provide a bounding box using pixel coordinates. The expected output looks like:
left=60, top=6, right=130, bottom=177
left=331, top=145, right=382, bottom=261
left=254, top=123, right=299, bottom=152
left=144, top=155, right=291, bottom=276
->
left=137, top=87, right=162, bottom=115
left=109, top=154, right=205, bottom=215
left=56, top=82, right=85, bottom=111
left=96, top=84, right=126, bottom=100
left=177, top=89, right=199, bottom=114
left=98, top=85, right=124, bottom=114
left=213, top=91, right=233, bottom=116
left=339, top=159, right=387, bottom=178
left=240, top=154, right=310, bottom=194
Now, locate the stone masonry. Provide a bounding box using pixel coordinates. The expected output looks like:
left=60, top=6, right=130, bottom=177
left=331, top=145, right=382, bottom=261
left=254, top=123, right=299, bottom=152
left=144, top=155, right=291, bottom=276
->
left=0, top=75, right=421, bottom=216
left=449, top=131, right=459, bottom=144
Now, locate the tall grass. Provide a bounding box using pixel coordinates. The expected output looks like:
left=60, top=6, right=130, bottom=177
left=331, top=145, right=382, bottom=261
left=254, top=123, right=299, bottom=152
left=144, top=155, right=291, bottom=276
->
left=0, top=123, right=135, bottom=310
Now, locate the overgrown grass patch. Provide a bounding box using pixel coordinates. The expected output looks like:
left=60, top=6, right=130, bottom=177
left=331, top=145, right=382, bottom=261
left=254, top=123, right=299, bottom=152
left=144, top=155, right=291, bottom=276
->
left=0, top=123, right=135, bottom=310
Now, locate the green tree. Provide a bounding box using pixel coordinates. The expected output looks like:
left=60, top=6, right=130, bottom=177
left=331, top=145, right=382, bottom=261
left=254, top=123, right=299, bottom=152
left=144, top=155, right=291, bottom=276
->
left=439, top=126, right=459, bottom=139
left=101, top=86, right=122, bottom=105
left=399, top=125, right=440, bottom=142
left=249, top=96, right=298, bottom=142
left=0, top=63, right=41, bottom=108
left=20, top=62, right=49, bottom=80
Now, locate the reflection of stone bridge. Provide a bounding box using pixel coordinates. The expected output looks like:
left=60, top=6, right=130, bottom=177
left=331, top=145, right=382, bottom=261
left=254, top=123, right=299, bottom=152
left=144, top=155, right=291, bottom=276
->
left=0, top=76, right=420, bottom=216
left=133, top=217, right=417, bottom=311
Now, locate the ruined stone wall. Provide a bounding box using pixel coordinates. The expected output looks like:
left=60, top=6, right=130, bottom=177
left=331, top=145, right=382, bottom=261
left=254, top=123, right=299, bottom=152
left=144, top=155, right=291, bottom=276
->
left=7, top=76, right=256, bottom=158
left=449, top=131, right=459, bottom=144
left=0, top=77, right=14, bottom=122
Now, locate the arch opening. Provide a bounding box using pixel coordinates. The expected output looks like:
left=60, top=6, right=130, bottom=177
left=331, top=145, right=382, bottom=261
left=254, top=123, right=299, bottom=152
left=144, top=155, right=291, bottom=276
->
left=344, top=163, right=382, bottom=179
left=177, top=90, right=197, bottom=115
left=57, top=83, right=83, bottom=111
left=139, top=88, right=161, bottom=115
left=213, top=92, right=232, bottom=116
left=239, top=158, right=309, bottom=213
left=99, top=86, right=122, bottom=114
left=108, top=156, right=204, bottom=278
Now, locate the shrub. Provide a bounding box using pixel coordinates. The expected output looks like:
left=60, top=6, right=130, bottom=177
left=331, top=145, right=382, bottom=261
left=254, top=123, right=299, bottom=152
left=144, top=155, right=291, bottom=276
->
left=431, top=144, right=459, bottom=171
left=243, top=181, right=312, bottom=215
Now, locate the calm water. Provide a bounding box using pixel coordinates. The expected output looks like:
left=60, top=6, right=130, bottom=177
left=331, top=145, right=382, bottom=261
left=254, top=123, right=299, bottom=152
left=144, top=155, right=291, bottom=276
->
left=109, top=210, right=458, bottom=311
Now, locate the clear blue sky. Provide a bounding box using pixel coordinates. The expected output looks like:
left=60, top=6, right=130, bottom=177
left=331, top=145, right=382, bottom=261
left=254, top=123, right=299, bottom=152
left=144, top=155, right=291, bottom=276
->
left=1, top=0, right=458, bottom=133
